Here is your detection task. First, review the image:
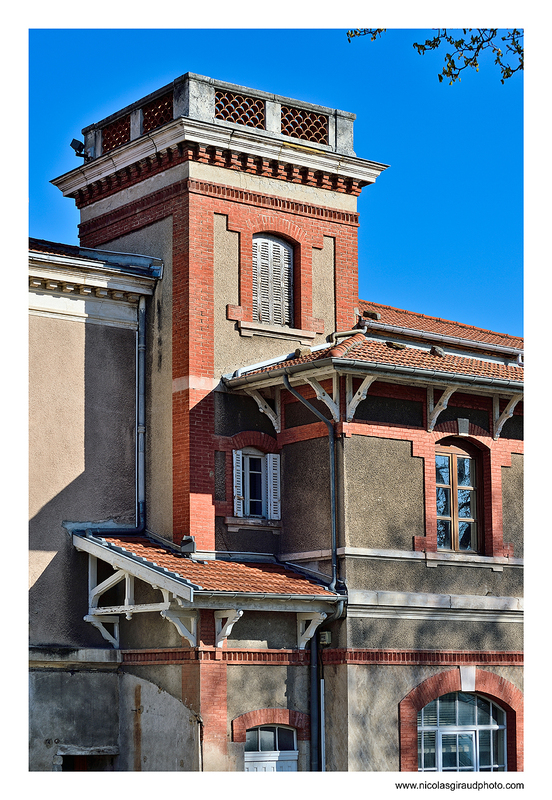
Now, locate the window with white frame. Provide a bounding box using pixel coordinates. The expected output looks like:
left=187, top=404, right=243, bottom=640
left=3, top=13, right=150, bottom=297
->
left=418, top=692, right=507, bottom=772
left=233, top=447, right=281, bottom=520
left=244, top=725, right=298, bottom=772
left=252, top=234, right=294, bottom=327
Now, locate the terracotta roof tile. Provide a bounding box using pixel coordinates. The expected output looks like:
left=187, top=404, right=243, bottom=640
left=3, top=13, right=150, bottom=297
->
left=244, top=336, right=523, bottom=384
left=100, top=535, right=335, bottom=596
left=358, top=299, right=523, bottom=350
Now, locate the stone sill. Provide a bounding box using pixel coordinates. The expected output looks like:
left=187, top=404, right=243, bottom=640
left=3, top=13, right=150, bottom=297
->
left=237, top=319, right=317, bottom=344
left=224, top=516, right=282, bottom=533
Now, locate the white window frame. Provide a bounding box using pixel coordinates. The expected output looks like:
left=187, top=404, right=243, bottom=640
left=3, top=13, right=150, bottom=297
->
left=233, top=447, right=281, bottom=520
left=244, top=725, right=298, bottom=772
left=418, top=692, right=507, bottom=772
left=252, top=234, right=294, bottom=327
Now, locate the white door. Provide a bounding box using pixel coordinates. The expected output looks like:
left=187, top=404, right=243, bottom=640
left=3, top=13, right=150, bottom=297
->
left=244, top=751, right=298, bottom=772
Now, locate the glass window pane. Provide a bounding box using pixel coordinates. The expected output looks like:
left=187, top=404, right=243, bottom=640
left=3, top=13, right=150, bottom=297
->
left=249, top=471, right=263, bottom=501
left=245, top=729, right=258, bottom=752
left=477, top=696, right=491, bottom=726
left=479, top=729, right=491, bottom=767
left=459, top=522, right=475, bottom=551
left=423, top=731, right=436, bottom=770
left=458, top=693, right=476, bottom=726
left=422, top=700, right=438, bottom=726
left=439, top=694, right=457, bottom=726
left=457, top=457, right=473, bottom=487
left=457, top=489, right=473, bottom=518
left=259, top=726, right=276, bottom=751
left=418, top=730, right=422, bottom=769
left=436, top=455, right=450, bottom=485
left=492, top=703, right=505, bottom=727
left=458, top=734, right=475, bottom=770
left=441, top=734, right=458, bottom=769
left=493, top=728, right=505, bottom=766
left=436, top=487, right=451, bottom=516
left=437, top=520, right=451, bottom=549
left=277, top=727, right=295, bottom=751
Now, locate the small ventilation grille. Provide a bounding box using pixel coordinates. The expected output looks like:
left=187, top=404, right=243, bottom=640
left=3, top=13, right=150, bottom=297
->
left=215, top=90, right=266, bottom=129
left=101, top=115, right=131, bottom=153
left=280, top=105, right=328, bottom=144
left=142, top=92, right=174, bottom=133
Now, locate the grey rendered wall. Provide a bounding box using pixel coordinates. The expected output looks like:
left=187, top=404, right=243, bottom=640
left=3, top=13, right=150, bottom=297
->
left=117, top=672, right=198, bottom=771
left=100, top=218, right=174, bottom=539
left=343, top=435, right=425, bottom=550
left=29, top=316, right=136, bottom=647
left=324, top=664, right=523, bottom=771
left=29, top=668, right=119, bottom=771
left=502, top=453, right=523, bottom=558
left=226, top=663, right=310, bottom=771
left=280, top=437, right=332, bottom=555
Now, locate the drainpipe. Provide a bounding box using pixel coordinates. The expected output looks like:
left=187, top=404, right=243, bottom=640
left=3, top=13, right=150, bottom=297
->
left=282, top=374, right=338, bottom=593
left=310, top=635, right=320, bottom=771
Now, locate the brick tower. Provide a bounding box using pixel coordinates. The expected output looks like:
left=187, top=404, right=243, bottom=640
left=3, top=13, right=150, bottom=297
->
left=53, top=73, right=387, bottom=552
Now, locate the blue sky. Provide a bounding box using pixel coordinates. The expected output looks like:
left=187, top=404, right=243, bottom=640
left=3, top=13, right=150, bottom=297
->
left=29, top=27, right=523, bottom=337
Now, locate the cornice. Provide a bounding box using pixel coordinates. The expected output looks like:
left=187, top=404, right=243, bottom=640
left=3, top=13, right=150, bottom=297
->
left=52, top=117, right=387, bottom=207
left=29, top=254, right=156, bottom=300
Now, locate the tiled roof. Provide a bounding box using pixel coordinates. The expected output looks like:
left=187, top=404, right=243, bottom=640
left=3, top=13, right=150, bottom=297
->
left=100, top=535, right=335, bottom=596
left=358, top=300, right=523, bottom=350
left=243, top=334, right=523, bottom=384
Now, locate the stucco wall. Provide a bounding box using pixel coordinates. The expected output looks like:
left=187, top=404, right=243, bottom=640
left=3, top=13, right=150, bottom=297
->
left=29, top=314, right=137, bottom=646
left=280, top=437, right=332, bottom=555
left=343, top=435, right=425, bottom=550
left=100, top=218, right=174, bottom=539
left=502, top=453, right=523, bottom=558
left=323, top=663, right=523, bottom=771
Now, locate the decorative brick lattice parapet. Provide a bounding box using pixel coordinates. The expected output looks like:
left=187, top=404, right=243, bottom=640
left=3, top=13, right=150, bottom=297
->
left=215, top=90, right=266, bottom=129
left=281, top=105, right=328, bottom=145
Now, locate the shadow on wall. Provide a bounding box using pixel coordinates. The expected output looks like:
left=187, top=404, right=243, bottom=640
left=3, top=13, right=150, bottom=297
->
left=29, top=321, right=137, bottom=647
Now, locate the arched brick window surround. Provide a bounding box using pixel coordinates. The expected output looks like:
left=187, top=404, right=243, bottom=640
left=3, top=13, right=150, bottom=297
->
left=232, top=708, right=310, bottom=741
left=225, top=211, right=325, bottom=334
left=399, top=669, right=523, bottom=772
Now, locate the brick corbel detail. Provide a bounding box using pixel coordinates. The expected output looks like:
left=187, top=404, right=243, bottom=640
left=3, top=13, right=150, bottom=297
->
left=232, top=708, right=311, bottom=742
left=399, top=668, right=523, bottom=772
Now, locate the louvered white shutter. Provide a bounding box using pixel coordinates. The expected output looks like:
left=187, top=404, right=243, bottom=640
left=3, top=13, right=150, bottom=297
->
left=233, top=449, right=244, bottom=517
left=252, top=235, right=293, bottom=326
left=266, top=453, right=281, bottom=520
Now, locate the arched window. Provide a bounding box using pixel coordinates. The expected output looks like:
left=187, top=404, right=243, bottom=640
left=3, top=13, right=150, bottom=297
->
left=252, top=234, right=294, bottom=327
left=418, top=692, right=507, bottom=772
left=244, top=725, right=298, bottom=772
left=435, top=439, right=481, bottom=552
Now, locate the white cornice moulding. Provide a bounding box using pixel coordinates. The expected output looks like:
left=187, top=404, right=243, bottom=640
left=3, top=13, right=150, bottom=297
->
left=52, top=117, right=388, bottom=197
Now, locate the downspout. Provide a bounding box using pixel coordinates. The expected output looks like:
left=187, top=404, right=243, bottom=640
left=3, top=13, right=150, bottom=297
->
left=310, top=635, right=320, bottom=771
left=282, top=374, right=338, bottom=593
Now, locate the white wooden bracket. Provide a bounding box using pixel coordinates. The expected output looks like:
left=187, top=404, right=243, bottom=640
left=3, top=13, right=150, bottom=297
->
left=84, top=554, right=174, bottom=646
left=345, top=374, right=377, bottom=422
left=244, top=388, right=281, bottom=433
left=161, top=609, right=198, bottom=646
left=305, top=377, right=340, bottom=422
left=427, top=385, right=458, bottom=431
left=83, top=615, right=120, bottom=648
left=214, top=609, right=244, bottom=647
left=493, top=394, right=523, bottom=440
left=296, top=612, right=327, bottom=650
